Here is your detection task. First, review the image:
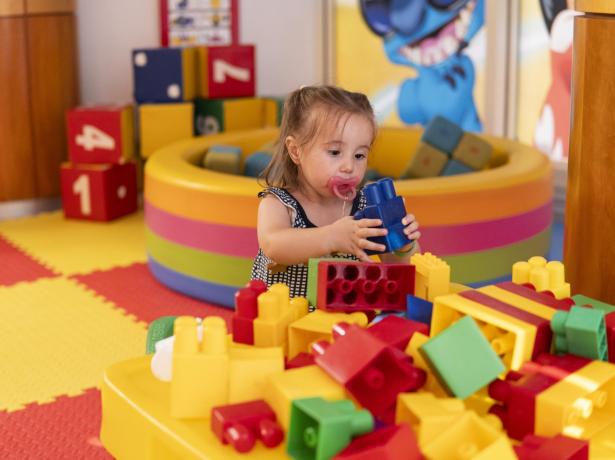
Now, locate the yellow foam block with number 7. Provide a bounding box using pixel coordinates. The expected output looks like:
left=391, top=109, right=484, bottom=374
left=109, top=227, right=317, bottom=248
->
left=197, top=44, right=255, bottom=99
left=66, top=105, right=135, bottom=165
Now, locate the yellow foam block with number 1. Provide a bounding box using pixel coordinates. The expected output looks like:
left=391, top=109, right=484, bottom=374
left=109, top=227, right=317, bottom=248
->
left=228, top=346, right=284, bottom=404
left=139, top=102, right=194, bottom=158
left=170, top=316, right=229, bottom=419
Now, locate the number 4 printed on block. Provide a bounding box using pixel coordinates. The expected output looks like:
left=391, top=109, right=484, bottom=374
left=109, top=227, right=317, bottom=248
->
left=76, top=125, right=116, bottom=152
left=200, top=44, right=255, bottom=99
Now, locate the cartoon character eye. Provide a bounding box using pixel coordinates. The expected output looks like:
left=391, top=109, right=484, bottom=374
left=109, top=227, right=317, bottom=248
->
left=360, top=0, right=393, bottom=37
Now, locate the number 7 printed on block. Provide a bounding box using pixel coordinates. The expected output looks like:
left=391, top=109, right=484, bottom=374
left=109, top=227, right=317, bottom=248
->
left=199, top=44, right=255, bottom=99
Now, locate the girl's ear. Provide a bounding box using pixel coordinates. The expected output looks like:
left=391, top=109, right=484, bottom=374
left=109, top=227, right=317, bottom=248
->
left=286, top=136, right=301, bottom=164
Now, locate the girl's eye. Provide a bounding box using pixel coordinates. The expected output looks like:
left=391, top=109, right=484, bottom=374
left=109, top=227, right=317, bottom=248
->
left=328, top=150, right=341, bottom=156
left=355, top=152, right=367, bottom=160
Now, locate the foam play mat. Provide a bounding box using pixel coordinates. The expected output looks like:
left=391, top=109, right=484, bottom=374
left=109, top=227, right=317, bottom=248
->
left=0, top=211, right=232, bottom=459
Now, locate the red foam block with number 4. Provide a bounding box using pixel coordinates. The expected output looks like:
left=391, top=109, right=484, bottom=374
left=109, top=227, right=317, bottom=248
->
left=60, top=162, right=138, bottom=221
left=66, top=105, right=135, bottom=164
left=199, top=45, right=255, bottom=99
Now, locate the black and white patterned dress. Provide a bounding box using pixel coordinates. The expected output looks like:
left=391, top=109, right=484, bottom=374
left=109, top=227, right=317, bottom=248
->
left=250, top=187, right=367, bottom=298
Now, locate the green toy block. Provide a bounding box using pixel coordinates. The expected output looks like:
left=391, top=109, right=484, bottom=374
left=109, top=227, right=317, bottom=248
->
left=572, top=294, right=615, bottom=314
left=287, top=397, right=373, bottom=460
left=145, top=316, right=177, bottom=354
left=400, top=142, right=448, bottom=179
left=551, top=306, right=608, bottom=360
left=419, top=316, right=505, bottom=399
left=202, top=144, right=241, bottom=175
left=452, top=132, right=493, bottom=170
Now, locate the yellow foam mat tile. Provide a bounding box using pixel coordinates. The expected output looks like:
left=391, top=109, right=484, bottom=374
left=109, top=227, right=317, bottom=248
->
left=0, top=277, right=146, bottom=412
left=0, top=211, right=146, bottom=276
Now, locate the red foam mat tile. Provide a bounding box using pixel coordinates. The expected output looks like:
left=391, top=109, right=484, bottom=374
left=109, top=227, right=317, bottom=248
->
left=72, top=262, right=233, bottom=325
left=0, top=235, right=58, bottom=287
left=0, top=388, right=112, bottom=460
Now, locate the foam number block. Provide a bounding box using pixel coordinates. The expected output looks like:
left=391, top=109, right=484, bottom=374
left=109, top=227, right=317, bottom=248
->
left=401, top=142, right=448, bottom=179
left=60, top=162, right=137, bottom=221
left=66, top=105, right=134, bottom=164
left=421, top=115, right=463, bottom=155
left=202, top=144, right=241, bottom=174
left=194, top=97, right=272, bottom=135
left=197, top=44, right=255, bottom=99
left=139, top=102, right=194, bottom=158
left=453, top=132, right=493, bottom=170
left=243, top=152, right=272, bottom=178
left=441, top=158, right=473, bottom=176
left=132, top=47, right=197, bottom=103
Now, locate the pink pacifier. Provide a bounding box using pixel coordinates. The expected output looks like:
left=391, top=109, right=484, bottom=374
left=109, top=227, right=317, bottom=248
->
left=327, top=176, right=359, bottom=201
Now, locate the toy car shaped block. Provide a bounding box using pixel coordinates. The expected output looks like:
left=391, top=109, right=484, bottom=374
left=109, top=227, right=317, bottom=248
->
left=202, top=144, right=242, bottom=175
left=333, top=423, right=421, bottom=460
left=453, top=132, right=493, bottom=170
left=197, top=44, right=255, bottom=99
left=514, top=434, right=589, bottom=460
left=421, top=115, right=463, bottom=155
left=551, top=306, right=608, bottom=361
left=232, top=279, right=267, bottom=345
left=353, top=178, right=412, bottom=254
left=170, top=316, right=229, bottom=418
left=243, top=151, right=272, bottom=178
left=400, top=142, right=448, bottom=179
left=420, top=316, right=506, bottom=399
left=194, top=97, right=274, bottom=135
left=512, top=256, right=571, bottom=300
left=441, top=158, right=473, bottom=176
left=60, top=161, right=137, bottom=221
left=211, top=400, right=284, bottom=453
left=132, top=47, right=197, bottom=103
left=66, top=105, right=135, bottom=164
left=312, top=323, right=426, bottom=418
left=138, top=102, right=193, bottom=158
left=287, top=397, right=374, bottom=460
left=316, top=261, right=415, bottom=313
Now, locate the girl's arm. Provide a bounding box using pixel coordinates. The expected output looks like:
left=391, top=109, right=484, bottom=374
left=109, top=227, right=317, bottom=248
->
left=257, top=195, right=387, bottom=265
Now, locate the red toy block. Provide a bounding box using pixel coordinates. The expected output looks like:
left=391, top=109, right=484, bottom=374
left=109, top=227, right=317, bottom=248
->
left=232, top=280, right=267, bottom=345
left=521, top=353, right=590, bottom=380
left=285, top=352, right=316, bottom=370
left=312, top=323, right=425, bottom=418
left=488, top=370, right=558, bottom=440
left=60, top=162, right=137, bottom=221
left=333, top=423, right=421, bottom=460
left=605, top=311, right=615, bottom=363
left=67, top=105, right=135, bottom=164
left=459, top=290, right=552, bottom=359
left=211, top=400, right=284, bottom=453
left=514, top=434, right=588, bottom=460
left=317, top=262, right=415, bottom=313
left=198, top=44, right=255, bottom=99
left=367, top=315, right=428, bottom=351
left=499, top=281, right=574, bottom=311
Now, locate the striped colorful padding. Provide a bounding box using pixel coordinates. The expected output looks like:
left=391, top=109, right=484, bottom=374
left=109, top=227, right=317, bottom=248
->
left=144, top=127, right=552, bottom=307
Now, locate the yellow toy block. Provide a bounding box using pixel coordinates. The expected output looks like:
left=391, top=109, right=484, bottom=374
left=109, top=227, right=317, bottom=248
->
left=139, top=102, right=193, bottom=158
left=535, top=360, right=615, bottom=439
left=405, top=332, right=448, bottom=397
left=421, top=411, right=517, bottom=460
left=512, top=257, right=571, bottom=299
left=411, top=252, right=451, bottom=301
left=264, top=365, right=346, bottom=430
left=431, top=293, right=536, bottom=370
left=170, top=316, right=229, bottom=419
left=228, top=346, right=284, bottom=404
left=287, top=310, right=368, bottom=359
left=478, top=285, right=558, bottom=320
left=253, top=283, right=308, bottom=354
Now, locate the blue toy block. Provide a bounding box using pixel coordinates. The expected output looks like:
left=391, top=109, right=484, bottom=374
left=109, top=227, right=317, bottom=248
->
left=440, top=159, right=473, bottom=176
left=133, top=47, right=196, bottom=103
left=406, top=294, right=433, bottom=328
left=354, top=177, right=412, bottom=254
left=243, top=151, right=272, bottom=178
left=421, top=115, right=463, bottom=155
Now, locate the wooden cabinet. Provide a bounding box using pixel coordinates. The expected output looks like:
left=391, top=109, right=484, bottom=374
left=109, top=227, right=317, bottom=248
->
left=0, top=0, right=78, bottom=201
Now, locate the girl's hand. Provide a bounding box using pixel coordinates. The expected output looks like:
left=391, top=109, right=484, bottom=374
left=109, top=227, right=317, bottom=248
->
left=402, top=214, right=421, bottom=241
left=328, top=217, right=388, bottom=262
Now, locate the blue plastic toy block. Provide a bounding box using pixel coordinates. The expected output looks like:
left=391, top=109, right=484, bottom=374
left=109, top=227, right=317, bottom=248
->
left=441, top=159, right=473, bottom=176
left=354, top=178, right=412, bottom=254
left=243, top=151, right=272, bottom=178
left=133, top=47, right=196, bottom=103
left=551, top=306, right=608, bottom=361
left=406, top=294, right=433, bottom=328
left=421, top=115, right=463, bottom=155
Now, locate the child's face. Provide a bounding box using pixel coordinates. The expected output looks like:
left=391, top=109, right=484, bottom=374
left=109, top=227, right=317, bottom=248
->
left=292, top=112, right=373, bottom=199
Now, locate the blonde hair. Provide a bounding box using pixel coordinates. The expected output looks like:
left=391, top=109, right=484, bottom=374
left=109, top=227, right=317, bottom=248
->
left=260, top=85, right=376, bottom=189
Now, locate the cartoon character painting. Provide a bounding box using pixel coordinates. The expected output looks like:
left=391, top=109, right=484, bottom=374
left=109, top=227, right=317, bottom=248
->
left=534, top=0, right=575, bottom=161
left=359, top=0, right=485, bottom=132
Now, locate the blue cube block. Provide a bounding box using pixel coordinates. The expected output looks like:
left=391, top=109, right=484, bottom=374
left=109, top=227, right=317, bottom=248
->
left=406, top=294, right=433, bottom=327
left=354, top=177, right=412, bottom=254
left=441, top=159, right=474, bottom=176
left=243, top=151, right=272, bottom=178
left=133, top=47, right=196, bottom=103
left=421, top=115, right=463, bottom=155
